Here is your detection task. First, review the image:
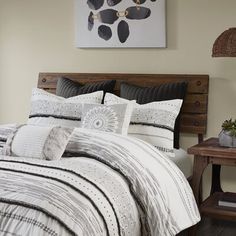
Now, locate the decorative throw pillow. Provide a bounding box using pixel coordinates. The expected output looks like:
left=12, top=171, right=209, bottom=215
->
left=27, top=88, right=103, bottom=127
left=81, top=103, right=134, bottom=135
left=104, top=93, right=183, bottom=157
left=120, top=82, right=188, bottom=149
left=10, top=125, right=73, bottom=160
left=56, top=77, right=116, bottom=102
left=0, top=124, right=18, bottom=155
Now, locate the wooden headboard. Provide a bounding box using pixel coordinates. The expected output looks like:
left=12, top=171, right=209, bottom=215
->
left=38, top=73, right=209, bottom=142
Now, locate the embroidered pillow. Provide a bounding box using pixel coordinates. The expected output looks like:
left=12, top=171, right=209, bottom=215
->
left=104, top=93, right=183, bottom=157
left=0, top=124, right=18, bottom=155
left=129, top=100, right=183, bottom=157
left=120, top=82, right=188, bottom=149
left=27, top=88, right=103, bottom=127
left=10, top=125, right=73, bottom=160
left=56, top=77, right=116, bottom=102
left=81, top=103, right=134, bottom=135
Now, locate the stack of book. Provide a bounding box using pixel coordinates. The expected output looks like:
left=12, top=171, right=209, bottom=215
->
left=218, top=192, right=236, bottom=208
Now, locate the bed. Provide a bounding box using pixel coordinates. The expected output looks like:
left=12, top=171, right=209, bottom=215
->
left=38, top=72, right=209, bottom=177
left=0, top=73, right=209, bottom=236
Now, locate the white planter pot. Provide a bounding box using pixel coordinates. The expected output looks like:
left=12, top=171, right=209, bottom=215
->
left=219, top=130, right=236, bottom=147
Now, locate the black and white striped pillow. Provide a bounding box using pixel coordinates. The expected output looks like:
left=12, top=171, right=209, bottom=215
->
left=128, top=100, right=183, bottom=157
left=27, top=88, right=104, bottom=127
left=0, top=124, right=18, bottom=155
left=120, top=82, right=188, bottom=149
left=104, top=93, right=183, bottom=157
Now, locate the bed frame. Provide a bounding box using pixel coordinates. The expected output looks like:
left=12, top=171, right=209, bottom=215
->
left=38, top=73, right=209, bottom=143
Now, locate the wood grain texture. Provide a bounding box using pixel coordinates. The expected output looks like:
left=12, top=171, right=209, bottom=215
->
left=188, top=138, right=236, bottom=230
left=201, top=192, right=236, bottom=221
left=188, top=138, right=236, bottom=159
left=38, top=73, right=209, bottom=135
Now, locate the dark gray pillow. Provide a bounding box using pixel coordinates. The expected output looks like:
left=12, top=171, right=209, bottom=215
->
left=56, top=77, right=116, bottom=102
left=120, top=81, right=188, bottom=149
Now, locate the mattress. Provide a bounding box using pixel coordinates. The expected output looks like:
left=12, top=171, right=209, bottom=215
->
left=172, top=148, right=193, bottom=178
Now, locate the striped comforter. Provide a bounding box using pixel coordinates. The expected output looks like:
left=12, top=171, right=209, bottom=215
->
left=0, top=128, right=200, bottom=236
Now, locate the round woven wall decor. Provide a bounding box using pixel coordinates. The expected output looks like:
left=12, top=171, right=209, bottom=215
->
left=212, top=28, right=236, bottom=57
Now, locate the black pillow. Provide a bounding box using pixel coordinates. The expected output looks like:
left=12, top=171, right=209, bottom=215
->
left=120, top=81, right=188, bottom=149
left=56, top=77, right=116, bottom=102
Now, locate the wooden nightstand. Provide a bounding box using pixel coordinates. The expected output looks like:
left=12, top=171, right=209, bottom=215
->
left=188, top=137, right=236, bottom=221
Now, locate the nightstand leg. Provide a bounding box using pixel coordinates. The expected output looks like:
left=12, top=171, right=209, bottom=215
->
left=191, top=155, right=208, bottom=205
left=210, top=164, right=223, bottom=194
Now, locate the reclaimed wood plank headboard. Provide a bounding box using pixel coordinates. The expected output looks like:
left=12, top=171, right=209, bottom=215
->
left=38, top=73, right=209, bottom=142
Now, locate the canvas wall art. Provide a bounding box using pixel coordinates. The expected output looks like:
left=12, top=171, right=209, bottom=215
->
left=75, top=0, right=166, bottom=48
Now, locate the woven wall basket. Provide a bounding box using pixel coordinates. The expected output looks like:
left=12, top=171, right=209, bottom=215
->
left=212, top=28, right=236, bottom=57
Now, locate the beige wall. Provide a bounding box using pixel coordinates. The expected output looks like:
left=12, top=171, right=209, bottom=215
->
left=0, top=0, right=236, bottom=196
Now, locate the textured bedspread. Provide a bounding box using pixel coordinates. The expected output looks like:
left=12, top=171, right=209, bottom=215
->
left=0, top=128, right=200, bottom=236
left=0, top=156, right=140, bottom=236
left=67, top=128, right=200, bottom=236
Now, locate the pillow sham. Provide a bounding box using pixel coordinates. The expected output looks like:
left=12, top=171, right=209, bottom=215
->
left=104, top=93, right=183, bottom=157
left=56, top=77, right=116, bottom=101
left=27, top=88, right=103, bottom=127
left=120, top=82, right=188, bottom=149
left=10, top=125, right=73, bottom=160
left=0, top=124, right=18, bottom=155
left=81, top=103, right=134, bottom=135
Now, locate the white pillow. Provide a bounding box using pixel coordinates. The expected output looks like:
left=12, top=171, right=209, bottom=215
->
left=81, top=103, right=134, bottom=135
left=11, top=125, right=73, bottom=160
left=104, top=93, right=183, bottom=157
left=0, top=124, right=18, bottom=155
left=27, top=88, right=103, bottom=127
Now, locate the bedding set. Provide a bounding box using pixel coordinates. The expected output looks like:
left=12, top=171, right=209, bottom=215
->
left=0, top=78, right=200, bottom=236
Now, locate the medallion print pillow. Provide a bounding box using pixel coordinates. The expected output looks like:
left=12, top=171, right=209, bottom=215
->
left=104, top=93, right=183, bottom=157
left=27, top=88, right=104, bottom=127
left=81, top=103, right=134, bottom=135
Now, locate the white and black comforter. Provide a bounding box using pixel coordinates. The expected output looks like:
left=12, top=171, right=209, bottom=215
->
left=0, top=128, right=200, bottom=236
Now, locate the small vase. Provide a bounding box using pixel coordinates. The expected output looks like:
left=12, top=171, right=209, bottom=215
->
left=219, top=130, right=236, bottom=147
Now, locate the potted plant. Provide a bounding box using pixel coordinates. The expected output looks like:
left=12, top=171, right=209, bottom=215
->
left=219, top=118, right=236, bottom=147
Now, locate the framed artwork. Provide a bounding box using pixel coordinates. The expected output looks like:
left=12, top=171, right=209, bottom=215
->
left=75, top=0, right=166, bottom=48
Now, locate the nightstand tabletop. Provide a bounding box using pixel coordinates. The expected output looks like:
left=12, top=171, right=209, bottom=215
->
left=188, top=137, right=236, bottom=159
